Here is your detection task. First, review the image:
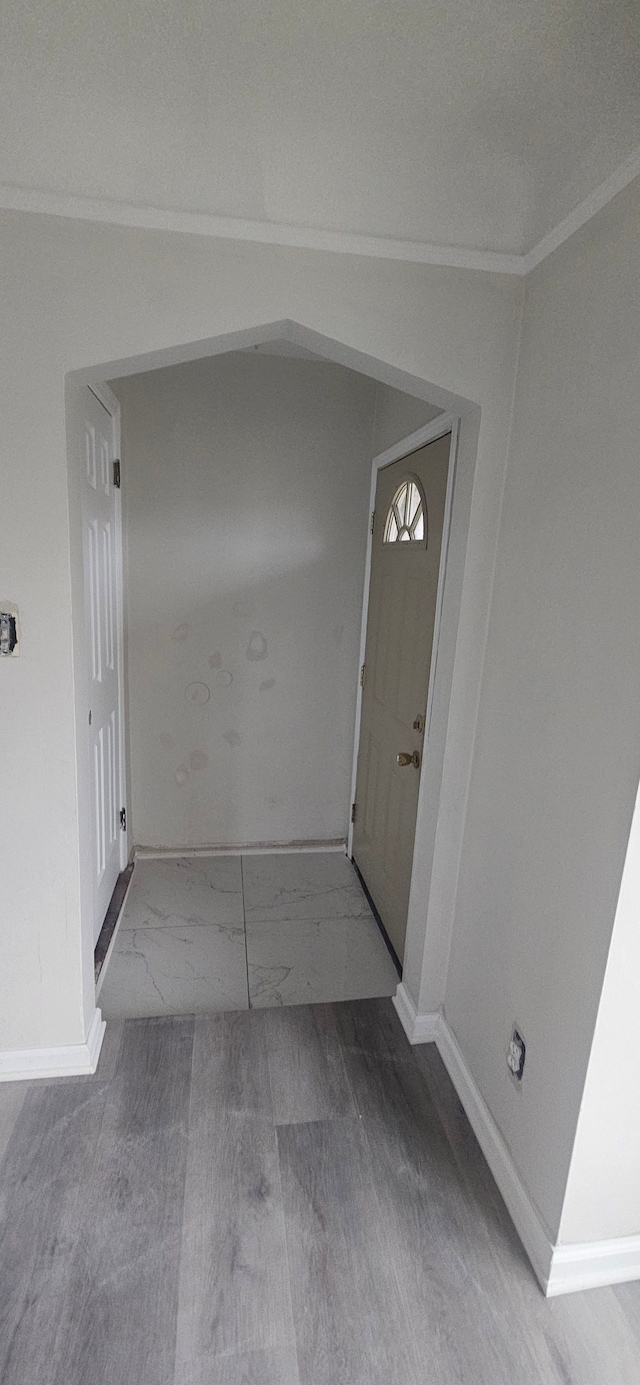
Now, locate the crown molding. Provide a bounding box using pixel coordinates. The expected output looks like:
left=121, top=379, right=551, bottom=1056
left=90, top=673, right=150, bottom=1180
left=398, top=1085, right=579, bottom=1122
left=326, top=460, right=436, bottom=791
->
left=0, top=182, right=526, bottom=274
left=523, top=145, right=640, bottom=273
left=1, top=147, right=639, bottom=277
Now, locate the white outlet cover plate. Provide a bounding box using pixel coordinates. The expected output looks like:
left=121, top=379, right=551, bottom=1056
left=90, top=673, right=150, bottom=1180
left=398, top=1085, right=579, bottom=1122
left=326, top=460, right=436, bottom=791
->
left=0, top=603, right=20, bottom=657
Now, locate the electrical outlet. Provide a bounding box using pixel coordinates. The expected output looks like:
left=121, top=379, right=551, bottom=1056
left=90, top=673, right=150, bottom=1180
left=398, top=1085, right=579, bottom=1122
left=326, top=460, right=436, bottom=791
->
left=507, top=1027, right=526, bottom=1082
left=0, top=604, right=19, bottom=657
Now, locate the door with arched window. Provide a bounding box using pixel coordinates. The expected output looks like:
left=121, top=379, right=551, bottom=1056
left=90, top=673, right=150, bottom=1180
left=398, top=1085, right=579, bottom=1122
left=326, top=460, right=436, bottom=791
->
left=352, top=433, right=451, bottom=963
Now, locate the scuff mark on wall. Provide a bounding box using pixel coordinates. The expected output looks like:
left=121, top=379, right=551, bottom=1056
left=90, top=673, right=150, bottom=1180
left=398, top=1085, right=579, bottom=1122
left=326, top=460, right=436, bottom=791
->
left=189, top=750, right=210, bottom=772
left=246, top=631, right=268, bottom=661
left=185, top=681, right=210, bottom=705
left=332, top=624, right=345, bottom=646
left=260, top=678, right=276, bottom=692
left=208, top=651, right=222, bottom=669
left=172, top=622, right=191, bottom=642
left=215, top=669, right=233, bottom=687
left=223, top=729, right=242, bottom=747
left=160, top=732, right=175, bottom=750
left=175, top=765, right=189, bottom=787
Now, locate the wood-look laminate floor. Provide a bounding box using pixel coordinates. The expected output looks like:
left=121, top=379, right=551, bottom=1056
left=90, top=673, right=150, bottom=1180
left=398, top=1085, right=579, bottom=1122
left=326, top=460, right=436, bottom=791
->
left=1, top=999, right=639, bottom=1385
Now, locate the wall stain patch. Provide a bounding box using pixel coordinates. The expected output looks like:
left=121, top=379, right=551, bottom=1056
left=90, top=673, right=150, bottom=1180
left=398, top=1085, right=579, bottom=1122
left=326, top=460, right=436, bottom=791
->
left=189, top=750, right=210, bottom=772
left=185, top=681, right=210, bottom=705
left=208, top=651, right=222, bottom=669
left=215, top=669, right=233, bottom=688
left=174, top=765, right=189, bottom=787
left=159, top=732, right=175, bottom=750
left=332, top=623, right=345, bottom=646
left=223, top=729, right=242, bottom=747
left=246, top=631, right=268, bottom=661
left=260, top=678, right=276, bottom=692
left=172, top=622, right=191, bottom=642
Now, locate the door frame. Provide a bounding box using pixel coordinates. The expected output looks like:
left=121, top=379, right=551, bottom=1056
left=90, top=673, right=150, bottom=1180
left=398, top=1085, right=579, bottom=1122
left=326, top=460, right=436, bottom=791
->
left=84, top=381, right=129, bottom=922
left=67, top=320, right=483, bottom=1058
left=347, top=412, right=460, bottom=937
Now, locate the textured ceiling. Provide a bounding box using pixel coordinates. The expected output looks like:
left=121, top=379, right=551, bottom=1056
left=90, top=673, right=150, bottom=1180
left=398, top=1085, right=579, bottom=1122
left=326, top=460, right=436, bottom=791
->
left=2, top=0, right=639, bottom=255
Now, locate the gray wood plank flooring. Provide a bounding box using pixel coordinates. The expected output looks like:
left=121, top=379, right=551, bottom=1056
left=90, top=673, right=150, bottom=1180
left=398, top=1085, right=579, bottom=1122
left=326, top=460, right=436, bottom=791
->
left=0, top=1084, right=25, bottom=1166
left=50, top=1017, right=194, bottom=1385
left=175, top=1012, right=294, bottom=1375
left=0, top=1081, right=110, bottom=1385
left=209, top=1346, right=301, bottom=1385
left=264, top=1004, right=357, bottom=1125
left=277, top=1116, right=422, bottom=1385
left=1, top=998, right=639, bottom=1384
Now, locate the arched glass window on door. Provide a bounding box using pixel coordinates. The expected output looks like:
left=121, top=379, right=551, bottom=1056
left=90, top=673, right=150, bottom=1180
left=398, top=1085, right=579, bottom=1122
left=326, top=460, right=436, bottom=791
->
left=383, top=477, right=426, bottom=544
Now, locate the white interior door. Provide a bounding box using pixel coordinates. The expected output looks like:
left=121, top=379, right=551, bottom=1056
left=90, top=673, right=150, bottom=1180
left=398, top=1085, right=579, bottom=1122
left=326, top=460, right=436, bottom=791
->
left=81, top=387, right=126, bottom=942
left=352, top=434, right=451, bottom=962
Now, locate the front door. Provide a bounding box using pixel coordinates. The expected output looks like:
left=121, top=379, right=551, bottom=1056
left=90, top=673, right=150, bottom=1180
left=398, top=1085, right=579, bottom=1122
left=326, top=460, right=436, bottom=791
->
left=352, top=433, right=451, bottom=962
left=81, top=388, right=125, bottom=942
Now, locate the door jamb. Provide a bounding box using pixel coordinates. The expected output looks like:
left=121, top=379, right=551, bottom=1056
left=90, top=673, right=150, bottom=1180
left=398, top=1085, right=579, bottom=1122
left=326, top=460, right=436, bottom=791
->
left=87, top=381, right=129, bottom=882
left=347, top=413, right=460, bottom=918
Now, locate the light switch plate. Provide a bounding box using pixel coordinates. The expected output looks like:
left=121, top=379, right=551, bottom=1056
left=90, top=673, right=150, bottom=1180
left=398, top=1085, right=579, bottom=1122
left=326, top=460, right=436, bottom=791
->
left=0, top=603, right=20, bottom=656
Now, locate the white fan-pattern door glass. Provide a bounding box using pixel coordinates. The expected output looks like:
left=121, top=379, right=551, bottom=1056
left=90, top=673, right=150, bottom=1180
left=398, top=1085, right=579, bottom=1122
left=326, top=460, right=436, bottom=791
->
left=383, top=478, right=426, bottom=544
left=82, top=389, right=123, bottom=942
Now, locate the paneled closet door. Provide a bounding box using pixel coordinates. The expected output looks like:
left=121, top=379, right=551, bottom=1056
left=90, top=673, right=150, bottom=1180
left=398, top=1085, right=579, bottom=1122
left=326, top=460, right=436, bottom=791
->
left=81, top=387, right=124, bottom=942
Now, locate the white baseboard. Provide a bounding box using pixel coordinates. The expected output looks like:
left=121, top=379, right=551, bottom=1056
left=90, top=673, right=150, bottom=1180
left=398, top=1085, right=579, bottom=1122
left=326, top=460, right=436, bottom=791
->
left=546, top=1235, right=640, bottom=1297
left=134, top=839, right=346, bottom=859
left=392, top=989, right=554, bottom=1290
left=435, top=1016, right=555, bottom=1291
left=435, top=1018, right=640, bottom=1296
left=0, top=1007, right=106, bottom=1083
left=393, top=983, right=441, bottom=1044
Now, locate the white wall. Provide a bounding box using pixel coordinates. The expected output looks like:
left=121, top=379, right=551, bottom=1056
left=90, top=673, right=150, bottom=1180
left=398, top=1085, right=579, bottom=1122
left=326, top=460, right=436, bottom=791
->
left=5, top=186, right=638, bottom=1272
left=443, top=176, right=640, bottom=1240
left=371, top=382, right=441, bottom=455
left=559, top=776, right=640, bottom=1245
left=0, top=207, right=521, bottom=1054
left=114, top=352, right=377, bottom=849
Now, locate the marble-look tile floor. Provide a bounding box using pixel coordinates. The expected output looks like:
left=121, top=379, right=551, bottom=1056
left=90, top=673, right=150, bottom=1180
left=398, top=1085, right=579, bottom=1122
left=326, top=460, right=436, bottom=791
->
left=99, top=852, right=398, bottom=1018
left=2, top=999, right=640, bottom=1385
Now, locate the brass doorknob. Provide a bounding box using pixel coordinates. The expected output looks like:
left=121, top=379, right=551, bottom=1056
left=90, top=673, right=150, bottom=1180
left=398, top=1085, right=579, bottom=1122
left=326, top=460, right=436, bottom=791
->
left=397, top=750, right=420, bottom=768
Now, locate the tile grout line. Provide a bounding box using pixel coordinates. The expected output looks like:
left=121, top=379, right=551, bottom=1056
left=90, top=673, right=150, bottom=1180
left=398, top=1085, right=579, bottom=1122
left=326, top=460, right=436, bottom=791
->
left=240, top=854, right=252, bottom=1009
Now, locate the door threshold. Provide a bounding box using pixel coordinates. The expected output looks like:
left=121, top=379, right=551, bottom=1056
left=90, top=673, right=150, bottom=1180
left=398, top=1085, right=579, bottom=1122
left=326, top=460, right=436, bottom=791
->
left=351, top=859, right=402, bottom=978
left=94, top=864, right=134, bottom=987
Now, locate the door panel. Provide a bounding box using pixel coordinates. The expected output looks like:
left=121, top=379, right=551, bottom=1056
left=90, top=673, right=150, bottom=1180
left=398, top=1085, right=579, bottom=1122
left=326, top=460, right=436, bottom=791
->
left=352, top=434, right=450, bottom=962
left=81, top=389, right=124, bottom=942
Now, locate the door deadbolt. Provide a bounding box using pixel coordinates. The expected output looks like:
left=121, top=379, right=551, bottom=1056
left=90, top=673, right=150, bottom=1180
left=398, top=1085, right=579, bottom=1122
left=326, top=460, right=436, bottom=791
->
left=413, top=713, right=425, bottom=733
left=397, top=750, right=420, bottom=768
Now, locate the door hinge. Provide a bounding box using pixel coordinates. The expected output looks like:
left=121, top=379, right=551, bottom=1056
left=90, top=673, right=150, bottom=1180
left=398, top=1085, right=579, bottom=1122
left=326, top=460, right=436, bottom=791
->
left=113, top=459, right=121, bottom=489
left=351, top=802, right=357, bottom=824
left=360, top=663, right=366, bottom=688
left=370, top=510, right=375, bottom=535
left=119, top=806, right=127, bottom=831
